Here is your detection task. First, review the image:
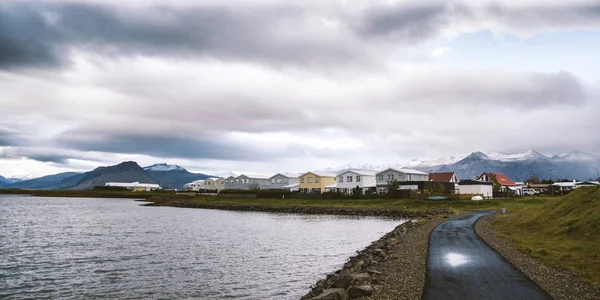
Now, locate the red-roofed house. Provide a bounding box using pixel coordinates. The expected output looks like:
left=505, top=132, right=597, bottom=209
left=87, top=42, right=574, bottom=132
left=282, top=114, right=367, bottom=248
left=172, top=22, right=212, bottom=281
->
left=429, top=172, right=460, bottom=184
left=475, top=172, right=521, bottom=195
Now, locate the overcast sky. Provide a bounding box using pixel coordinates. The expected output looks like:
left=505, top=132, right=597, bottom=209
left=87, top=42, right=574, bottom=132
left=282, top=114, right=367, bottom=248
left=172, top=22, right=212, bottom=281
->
left=1, top=0, right=599, bottom=178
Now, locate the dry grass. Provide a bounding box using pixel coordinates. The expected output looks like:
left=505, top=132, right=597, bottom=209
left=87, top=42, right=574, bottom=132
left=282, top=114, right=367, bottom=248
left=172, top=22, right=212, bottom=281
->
left=494, top=187, right=600, bottom=286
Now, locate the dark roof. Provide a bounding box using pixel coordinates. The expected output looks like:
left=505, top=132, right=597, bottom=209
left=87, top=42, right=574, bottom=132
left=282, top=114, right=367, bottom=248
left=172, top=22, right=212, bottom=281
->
left=428, top=172, right=456, bottom=182
left=458, top=179, right=492, bottom=186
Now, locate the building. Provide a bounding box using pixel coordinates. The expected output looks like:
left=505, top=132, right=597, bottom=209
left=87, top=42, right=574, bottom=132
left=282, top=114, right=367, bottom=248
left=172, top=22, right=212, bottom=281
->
left=375, top=168, right=429, bottom=194
left=475, top=172, right=520, bottom=195
left=456, top=179, right=493, bottom=198
left=224, top=175, right=237, bottom=190
left=204, top=177, right=226, bottom=192
left=105, top=182, right=161, bottom=191
left=553, top=180, right=579, bottom=192
left=183, top=180, right=205, bottom=191
left=298, top=171, right=337, bottom=194
left=528, top=183, right=552, bottom=193
left=576, top=181, right=600, bottom=187
left=228, top=174, right=271, bottom=190
left=336, top=170, right=376, bottom=194
left=269, top=173, right=300, bottom=190
left=429, top=172, right=460, bottom=184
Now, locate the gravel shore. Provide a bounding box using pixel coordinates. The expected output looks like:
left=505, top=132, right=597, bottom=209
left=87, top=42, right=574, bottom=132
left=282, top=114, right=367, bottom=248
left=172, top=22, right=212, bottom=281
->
left=475, top=214, right=600, bottom=300
left=368, top=216, right=448, bottom=300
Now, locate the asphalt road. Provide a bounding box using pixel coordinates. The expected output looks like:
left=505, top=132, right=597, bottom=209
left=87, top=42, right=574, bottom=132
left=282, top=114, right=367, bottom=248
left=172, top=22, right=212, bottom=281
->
left=422, top=212, right=552, bottom=300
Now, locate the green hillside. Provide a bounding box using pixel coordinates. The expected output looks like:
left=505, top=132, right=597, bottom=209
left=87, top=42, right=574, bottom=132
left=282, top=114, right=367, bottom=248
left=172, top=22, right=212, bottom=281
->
left=495, top=186, right=600, bottom=285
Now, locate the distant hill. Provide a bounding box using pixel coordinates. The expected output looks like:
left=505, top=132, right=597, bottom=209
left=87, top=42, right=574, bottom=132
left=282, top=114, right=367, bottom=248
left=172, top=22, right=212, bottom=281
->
left=5, top=172, right=82, bottom=190
left=426, top=150, right=600, bottom=181
left=322, top=150, right=600, bottom=181
left=144, top=163, right=210, bottom=190
left=72, top=161, right=159, bottom=190
left=0, top=175, right=24, bottom=187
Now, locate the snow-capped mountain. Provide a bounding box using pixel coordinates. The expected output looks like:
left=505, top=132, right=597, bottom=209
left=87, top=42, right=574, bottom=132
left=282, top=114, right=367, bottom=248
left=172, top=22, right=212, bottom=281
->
left=551, top=151, right=599, bottom=162
left=487, top=149, right=549, bottom=162
left=320, top=150, right=600, bottom=181
left=211, top=171, right=237, bottom=178
left=143, top=163, right=186, bottom=172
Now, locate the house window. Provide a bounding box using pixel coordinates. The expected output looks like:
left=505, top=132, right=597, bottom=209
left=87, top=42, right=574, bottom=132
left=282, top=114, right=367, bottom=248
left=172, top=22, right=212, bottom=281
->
left=277, top=178, right=281, bottom=183
left=378, top=175, right=383, bottom=181
left=235, top=179, right=239, bottom=183
left=271, top=179, right=275, bottom=183
left=347, top=176, right=352, bottom=182
left=301, top=178, right=305, bottom=183
left=315, top=177, right=320, bottom=183
left=284, top=178, right=288, bottom=183
left=387, top=174, right=394, bottom=180
left=399, top=174, right=405, bottom=179
left=308, top=177, right=313, bottom=183
left=247, top=179, right=250, bottom=183
left=339, top=176, right=344, bottom=183
left=356, top=176, right=361, bottom=182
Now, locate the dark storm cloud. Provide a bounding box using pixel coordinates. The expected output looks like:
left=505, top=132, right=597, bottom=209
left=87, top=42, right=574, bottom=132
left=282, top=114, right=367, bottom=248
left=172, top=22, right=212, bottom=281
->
left=0, top=1, right=360, bottom=70
left=2, top=1, right=600, bottom=70
left=57, top=133, right=277, bottom=161
left=0, top=126, right=25, bottom=146
left=355, top=4, right=450, bottom=41
left=0, top=151, right=69, bottom=164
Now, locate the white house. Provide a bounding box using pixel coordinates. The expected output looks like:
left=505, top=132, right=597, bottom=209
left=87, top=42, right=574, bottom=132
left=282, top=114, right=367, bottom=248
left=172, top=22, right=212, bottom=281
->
left=336, top=170, right=376, bottom=194
left=553, top=180, right=579, bottom=192
left=456, top=179, right=493, bottom=198
left=183, top=180, right=205, bottom=191
left=375, top=168, right=429, bottom=194
left=105, top=182, right=161, bottom=191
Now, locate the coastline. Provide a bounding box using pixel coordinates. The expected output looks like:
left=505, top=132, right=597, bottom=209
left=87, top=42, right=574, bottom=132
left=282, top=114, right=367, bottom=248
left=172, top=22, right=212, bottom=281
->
left=300, top=214, right=452, bottom=300
left=143, top=198, right=449, bottom=219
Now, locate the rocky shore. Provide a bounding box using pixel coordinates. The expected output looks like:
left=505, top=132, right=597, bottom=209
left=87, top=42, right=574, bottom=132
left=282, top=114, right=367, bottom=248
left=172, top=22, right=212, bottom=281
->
left=475, top=214, right=600, bottom=300
left=301, top=215, right=450, bottom=300
left=144, top=196, right=449, bottom=219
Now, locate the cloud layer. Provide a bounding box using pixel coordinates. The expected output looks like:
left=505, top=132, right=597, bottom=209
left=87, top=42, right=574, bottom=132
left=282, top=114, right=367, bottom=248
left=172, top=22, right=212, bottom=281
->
left=0, top=0, right=599, bottom=177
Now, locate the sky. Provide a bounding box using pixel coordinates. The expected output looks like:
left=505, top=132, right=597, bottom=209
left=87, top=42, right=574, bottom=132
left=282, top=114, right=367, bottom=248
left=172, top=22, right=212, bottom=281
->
left=1, top=0, right=600, bottom=178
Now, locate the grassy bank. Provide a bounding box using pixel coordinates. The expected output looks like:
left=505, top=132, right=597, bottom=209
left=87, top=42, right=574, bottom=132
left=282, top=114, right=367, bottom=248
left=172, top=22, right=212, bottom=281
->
left=494, top=186, right=600, bottom=286
left=0, top=188, right=555, bottom=212
left=146, top=194, right=555, bottom=213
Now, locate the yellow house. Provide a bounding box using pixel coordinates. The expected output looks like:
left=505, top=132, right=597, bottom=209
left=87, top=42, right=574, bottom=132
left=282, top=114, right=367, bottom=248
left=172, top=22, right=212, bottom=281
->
left=298, top=172, right=337, bottom=194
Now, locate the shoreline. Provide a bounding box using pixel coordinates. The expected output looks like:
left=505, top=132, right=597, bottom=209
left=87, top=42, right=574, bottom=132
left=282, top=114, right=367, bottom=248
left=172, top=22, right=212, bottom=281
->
left=142, top=196, right=450, bottom=219
left=300, top=214, right=451, bottom=300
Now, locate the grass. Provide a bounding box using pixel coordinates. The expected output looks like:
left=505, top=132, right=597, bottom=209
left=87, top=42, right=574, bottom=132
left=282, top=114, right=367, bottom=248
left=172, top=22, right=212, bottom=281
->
left=146, top=194, right=554, bottom=213
left=493, top=186, right=600, bottom=286
left=0, top=188, right=554, bottom=211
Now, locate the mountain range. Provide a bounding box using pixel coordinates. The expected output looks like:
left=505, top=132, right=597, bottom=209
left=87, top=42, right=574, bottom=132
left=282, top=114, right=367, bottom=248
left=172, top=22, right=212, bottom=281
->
left=1, top=162, right=210, bottom=190
left=321, top=150, right=600, bottom=181
left=1, top=149, right=599, bottom=190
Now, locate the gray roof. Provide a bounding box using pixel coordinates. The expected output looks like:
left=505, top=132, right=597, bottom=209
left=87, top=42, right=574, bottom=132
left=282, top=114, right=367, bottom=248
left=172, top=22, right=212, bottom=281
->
left=337, top=169, right=376, bottom=176
left=376, top=167, right=428, bottom=176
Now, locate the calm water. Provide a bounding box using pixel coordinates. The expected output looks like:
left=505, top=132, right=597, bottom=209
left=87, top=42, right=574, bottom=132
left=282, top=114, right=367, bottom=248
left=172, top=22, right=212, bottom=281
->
left=0, top=196, right=403, bottom=299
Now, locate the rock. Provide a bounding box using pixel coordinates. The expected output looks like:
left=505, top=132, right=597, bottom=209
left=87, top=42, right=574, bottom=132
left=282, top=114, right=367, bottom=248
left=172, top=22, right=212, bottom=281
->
left=366, top=269, right=383, bottom=275
left=311, top=288, right=348, bottom=300
left=333, top=277, right=351, bottom=289
left=347, top=283, right=373, bottom=299
left=349, top=273, right=371, bottom=283
left=351, top=260, right=365, bottom=272
left=373, top=248, right=386, bottom=258
left=343, top=262, right=352, bottom=269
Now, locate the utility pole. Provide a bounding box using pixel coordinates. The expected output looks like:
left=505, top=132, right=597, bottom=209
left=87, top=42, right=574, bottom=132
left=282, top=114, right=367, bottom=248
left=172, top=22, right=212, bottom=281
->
left=593, top=167, right=600, bottom=181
